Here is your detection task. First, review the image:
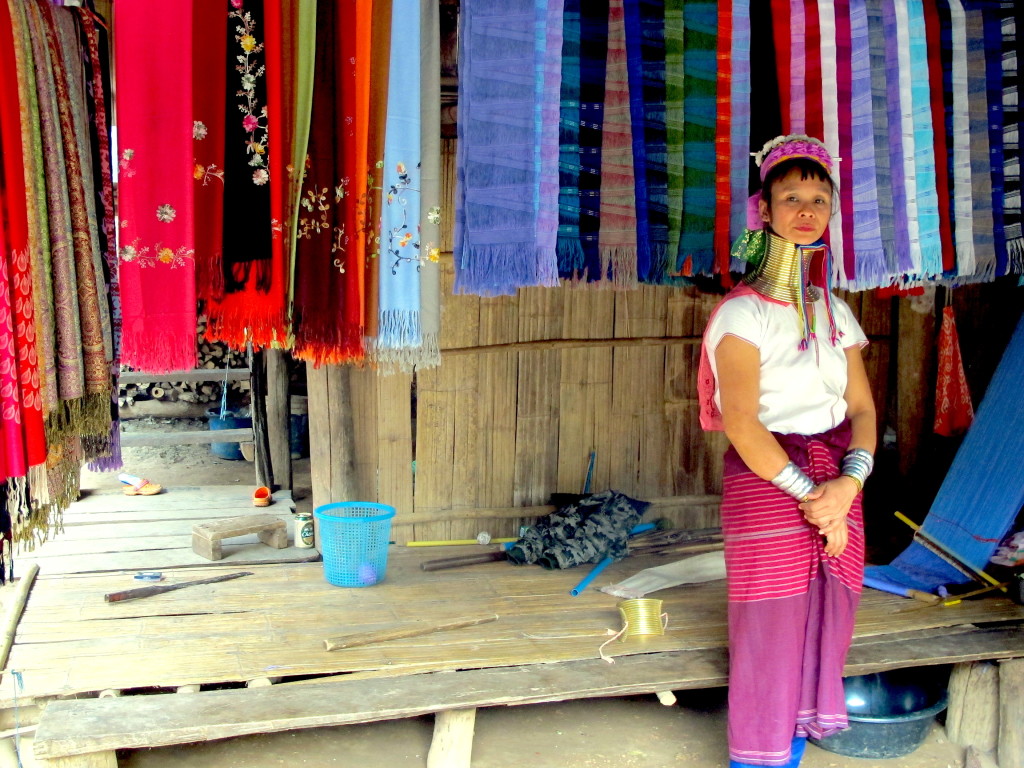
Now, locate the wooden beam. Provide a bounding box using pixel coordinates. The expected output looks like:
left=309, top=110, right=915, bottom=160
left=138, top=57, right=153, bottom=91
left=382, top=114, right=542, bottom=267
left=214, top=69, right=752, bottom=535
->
left=119, top=429, right=251, bottom=447
left=118, top=369, right=251, bottom=385
left=308, top=365, right=359, bottom=512
left=428, top=709, right=476, bottom=768
left=947, top=661, right=999, bottom=751
left=896, top=296, right=936, bottom=475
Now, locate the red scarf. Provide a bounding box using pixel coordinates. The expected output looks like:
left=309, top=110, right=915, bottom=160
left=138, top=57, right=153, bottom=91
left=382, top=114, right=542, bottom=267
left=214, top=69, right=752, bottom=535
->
left=934, top=305, right=974, bottom=436
left=0, top=0, right=46, bottom=483
left=115, top=0, right=197, bottom=372
left=713, top=0, right=733, bottom=283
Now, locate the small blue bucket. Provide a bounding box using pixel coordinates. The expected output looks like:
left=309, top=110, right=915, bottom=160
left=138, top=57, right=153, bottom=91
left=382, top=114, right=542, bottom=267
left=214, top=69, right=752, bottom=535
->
left=206, top=410, right=252, bottom=461
left=314, top=502, right=395, bottom=587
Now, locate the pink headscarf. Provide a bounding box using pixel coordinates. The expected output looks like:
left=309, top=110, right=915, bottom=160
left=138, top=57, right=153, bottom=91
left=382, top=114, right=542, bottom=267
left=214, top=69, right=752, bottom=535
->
left=745, top=134, right=839, bottom=230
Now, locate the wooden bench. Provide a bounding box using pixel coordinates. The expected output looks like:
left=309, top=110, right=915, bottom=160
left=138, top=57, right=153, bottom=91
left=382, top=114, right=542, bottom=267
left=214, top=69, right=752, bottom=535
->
left=191, top=514, right=289, bottom=561
left=31, top=623, right=1024, bottom=768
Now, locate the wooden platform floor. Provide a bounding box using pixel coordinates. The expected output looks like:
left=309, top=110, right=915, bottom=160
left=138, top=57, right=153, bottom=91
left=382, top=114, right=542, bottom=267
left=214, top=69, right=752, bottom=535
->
left=4, top=546, right=1023, bottom=708
left=16, top=486, right=319, bottom=575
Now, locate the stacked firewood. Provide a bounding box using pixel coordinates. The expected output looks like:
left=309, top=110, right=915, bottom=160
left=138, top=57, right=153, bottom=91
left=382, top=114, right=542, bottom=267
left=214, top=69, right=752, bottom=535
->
left=117, top=318, right=249, bottom=407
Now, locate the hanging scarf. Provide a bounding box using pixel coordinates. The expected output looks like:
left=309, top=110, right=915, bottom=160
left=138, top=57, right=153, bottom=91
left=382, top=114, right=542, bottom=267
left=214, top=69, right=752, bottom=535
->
left=677, top=0, right=716, bottom=276
left=804, top=0, right=824, bottom=141
left=981, top=6, right=1007, bottom=276
left=114, top=0, right=197, bottom=372
left=364, top=0, right=393, bottom=340
left=1003, top=3, right=1022, bottom=270
left=729, top=0, right=752, bottom=251
left=207, top=0, right=287, bottom=349
left=78, top=8, right=123, bottom=471
left=866, top=0, right=897, bottom=278
left=192, top=1, right=227, bottom=329
left=786, top=0, right=805, bottom=134
left=576, top=0, right=609, bottom=282
left=770, top=0, right=792, bottom=135
left=8, top=0, right=57, bottom=419
left=882, top=0, right=914, bottom=275
left=375, top=0, right=424, bottom=372
left=52, top=6, right=113, bottom=447
left=947, top=0, right=975, bottom=277
left=817, top=0, right=844, bottom=269
left=0, top=0, right=47, bottom=540
left=832, top=0, right=856, bottom=283
left=848, top=0, right=886, bottom=287
left=934, top=304, right=974, bottom=437
left=453, top=0, right=554, bottom=296
left=893, top=0, right=926, bottom=275
left=291, top=0, right=367, bottom=364
left=536, top=0, right=564, bottom=288
left=965, top=7, right=996, bottom=282
left=712, top=0, right=732, bottom=280
left=664, top=0, right=685, bottom=276
left=598, top=0, right=639, bottom=287
left=924, top=1, right=956, bottom=275
left=624, top=0, right=668, bottom=284
left=556, top=0, right=584, bottom=276
left=908, top=0, right=943, bottom=277
left=417, top=0, right=442, bottom=370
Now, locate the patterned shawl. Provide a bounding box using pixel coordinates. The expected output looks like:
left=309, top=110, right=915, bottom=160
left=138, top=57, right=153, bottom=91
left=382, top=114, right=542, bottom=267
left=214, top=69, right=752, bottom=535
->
left=965, top=7, right=996, bottom=282
left=577, top=0, right=609, bottom=282
left=712, top=0, right=732, bottom=280
left=946, top=0, right=976, bottom=277
left=663, top=0, right=685, bottom=273
left=981, top=7, right=1008, bottom=276
left=114, top=0, right=197, bottom=372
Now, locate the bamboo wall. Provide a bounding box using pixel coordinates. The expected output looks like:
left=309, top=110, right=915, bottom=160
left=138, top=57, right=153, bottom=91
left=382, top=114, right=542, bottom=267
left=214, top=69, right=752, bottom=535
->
left=341, top=139, right=893, bottom=544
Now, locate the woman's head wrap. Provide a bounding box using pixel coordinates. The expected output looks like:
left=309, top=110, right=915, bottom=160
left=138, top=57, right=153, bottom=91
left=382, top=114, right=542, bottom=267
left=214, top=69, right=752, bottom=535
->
left=733, top=134, right=840, bottom=266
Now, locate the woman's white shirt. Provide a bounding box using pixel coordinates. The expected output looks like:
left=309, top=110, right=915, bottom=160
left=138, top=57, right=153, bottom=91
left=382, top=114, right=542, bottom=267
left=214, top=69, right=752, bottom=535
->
left=705, top=292, right=868, bottom=435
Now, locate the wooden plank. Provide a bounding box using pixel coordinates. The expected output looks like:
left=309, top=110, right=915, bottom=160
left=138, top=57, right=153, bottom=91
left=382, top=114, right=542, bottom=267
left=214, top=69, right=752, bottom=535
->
left=377, top=373, right=414, bottom=527
left=31, top=624, right=1024, bottom=760
left=119, top=429, right=251, bottom=447
left=449, top=355, right=483, bottom=530
left=61, top=508, right=296, bottom=526
left=326, top=364, right=360, bottom=507
left=409, top=364, right=456, bottom=543
left=306, top=364, right=331, bottom=511
left=896, top=297, right=936, bottom=475
left=17, top=544, right=320, bottom=576
left=118, top=369, right=251, bottom=385
left=471, top=352, right=517, bottom=541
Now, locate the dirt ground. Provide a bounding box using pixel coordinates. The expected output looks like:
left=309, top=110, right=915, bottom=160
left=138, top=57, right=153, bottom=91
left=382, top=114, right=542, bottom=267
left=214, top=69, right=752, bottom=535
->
left=21, top=419, right=969, bottom=767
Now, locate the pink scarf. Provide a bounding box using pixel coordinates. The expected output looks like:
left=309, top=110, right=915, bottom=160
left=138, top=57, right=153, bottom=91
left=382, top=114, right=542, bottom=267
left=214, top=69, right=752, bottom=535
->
left=115, top=1, right=197, bottom=372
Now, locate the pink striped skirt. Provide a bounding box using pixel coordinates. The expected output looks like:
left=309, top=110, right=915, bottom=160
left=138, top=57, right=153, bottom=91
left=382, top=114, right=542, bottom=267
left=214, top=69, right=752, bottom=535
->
left=721, top=422, right=864, bottom=766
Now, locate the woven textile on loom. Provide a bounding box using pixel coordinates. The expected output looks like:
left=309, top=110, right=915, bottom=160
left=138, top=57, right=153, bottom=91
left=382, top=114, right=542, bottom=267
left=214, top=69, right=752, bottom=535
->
left=863, top=314, right=1024, bottom=596
left=452, top=0, right=1020, bottom=293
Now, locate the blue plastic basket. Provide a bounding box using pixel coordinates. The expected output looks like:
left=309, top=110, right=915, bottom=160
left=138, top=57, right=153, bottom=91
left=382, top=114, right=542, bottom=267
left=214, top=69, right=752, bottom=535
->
left=314, top=502, right=395, bottom=587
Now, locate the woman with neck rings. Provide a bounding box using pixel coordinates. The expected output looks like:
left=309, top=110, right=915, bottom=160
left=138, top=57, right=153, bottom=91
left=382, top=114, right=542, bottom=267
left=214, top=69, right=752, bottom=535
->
left=698, top=135, right=877, bottom=767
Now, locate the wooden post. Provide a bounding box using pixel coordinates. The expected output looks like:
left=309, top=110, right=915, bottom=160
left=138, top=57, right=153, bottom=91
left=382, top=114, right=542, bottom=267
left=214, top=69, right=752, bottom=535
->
left=427, top=708, right=476, bottom=768
left=947, top=661, right=1000, bottom=751
left=266, top=348, right=292, bottom=491
left=896, top=293, right=936, bottom=475
left=307, top=364, right=359, bottom=513
left=998, top=658, right=1024, bottom=768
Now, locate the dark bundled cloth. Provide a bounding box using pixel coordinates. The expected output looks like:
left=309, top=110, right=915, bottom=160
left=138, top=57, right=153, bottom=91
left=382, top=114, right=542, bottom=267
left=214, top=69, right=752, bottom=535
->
left=507, top=490, right=649, bottom=570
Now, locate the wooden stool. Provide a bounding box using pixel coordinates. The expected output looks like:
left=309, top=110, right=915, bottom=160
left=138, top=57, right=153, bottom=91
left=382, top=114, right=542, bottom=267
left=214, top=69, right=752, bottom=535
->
left=192, top=514, right=289, bottom=561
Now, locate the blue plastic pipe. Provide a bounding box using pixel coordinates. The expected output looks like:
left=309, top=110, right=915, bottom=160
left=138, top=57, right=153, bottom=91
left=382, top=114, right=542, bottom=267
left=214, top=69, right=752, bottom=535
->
left=570, top=555, right=614, bottom=596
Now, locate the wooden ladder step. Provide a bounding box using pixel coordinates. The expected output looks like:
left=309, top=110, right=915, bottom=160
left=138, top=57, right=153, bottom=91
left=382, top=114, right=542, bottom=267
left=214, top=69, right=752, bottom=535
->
left=120, top=428, right=252, bottom=447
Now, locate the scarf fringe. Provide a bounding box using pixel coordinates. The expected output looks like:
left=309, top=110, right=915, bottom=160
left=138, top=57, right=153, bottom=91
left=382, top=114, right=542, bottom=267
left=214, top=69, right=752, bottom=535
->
left=1006, top=237, right=1023, bottom=273
left=920, top=242, right=944, bottom=278
left=45, top=392, right=114, bottom=445
left=455, top=243, right=551, bottom=296
left=853, top=246, right=889, bottom=289
left=121, top=322, right=197, bottom=374
left=205, top=300, right=288, bottom=351
left=602, top=246, right=639, bottom=289
left=85, top=421, right=123, bottom=471
left=292, top=316, right=365, bottom=368
left=29, top=462, right=50, bottom=512
left=556, top=236, right=586, bottom=276
left=413, top=333, right=441, bottom=372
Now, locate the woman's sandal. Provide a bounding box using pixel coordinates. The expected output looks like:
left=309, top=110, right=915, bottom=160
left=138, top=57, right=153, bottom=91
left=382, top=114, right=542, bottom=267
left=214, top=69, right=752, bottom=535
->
left=252, top=486, right=273, bottom=507
left=122, top=479, right=163, bottom=496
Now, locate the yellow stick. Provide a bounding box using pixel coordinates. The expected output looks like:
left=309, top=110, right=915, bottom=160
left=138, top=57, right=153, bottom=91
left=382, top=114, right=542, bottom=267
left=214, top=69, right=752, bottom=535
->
left=406, top=538, right=516, bottom=547
left=894, top=511, right=1007, bottom=592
